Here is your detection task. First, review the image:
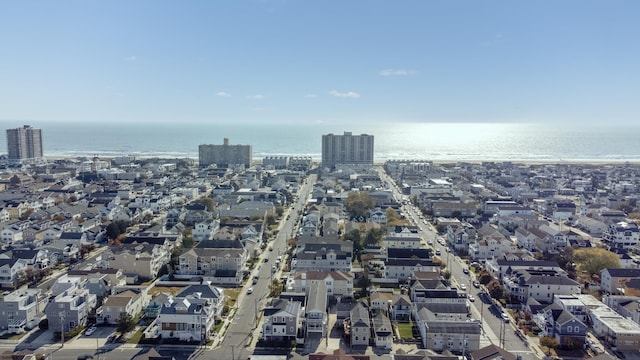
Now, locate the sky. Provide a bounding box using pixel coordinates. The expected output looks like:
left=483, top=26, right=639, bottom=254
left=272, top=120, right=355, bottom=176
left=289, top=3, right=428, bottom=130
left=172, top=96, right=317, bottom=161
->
left=0, top=1, right=639, bottom=125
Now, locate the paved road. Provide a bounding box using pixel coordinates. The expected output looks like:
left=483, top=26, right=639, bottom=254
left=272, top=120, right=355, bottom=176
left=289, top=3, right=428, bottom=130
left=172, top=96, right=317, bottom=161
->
left=378, top=167, right=538, bottom=359
left=205, top=173, right=316, bottom=360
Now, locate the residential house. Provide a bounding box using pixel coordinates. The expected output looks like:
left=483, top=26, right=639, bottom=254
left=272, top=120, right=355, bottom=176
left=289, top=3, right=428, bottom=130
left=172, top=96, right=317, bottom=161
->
left=177, top=239, right=248, bottom=285
left=372, top=312, right=392, bottom=349
left=175, top=284, right=225, bottom=318
left=350, top=302, right=370, bottom=347
left=536, top=304, right=587, bottom=348
left=0, top=287, right=45, bottom=334
left=305, top=281, right=328, bottom=336
left=289, top=271, right=354, bottom=299
left=588, top=305, right=640, bottom=351
left=391, top=293, right=412, bottom=322
left=369, top=208, right=387, bottom=224
left=96, top=289, right=145, bottom=324
left=156, top=294, right=217, bottom=342
left=413, top=305, right=481, bottom=353
left=45, top=285, right=97, bottom=332
left=384, top=228, right=421, bottom=249
left=604, top=296, right=640, bottom=326
left=261, top=299, right=304, bottom=343
left=502, top=269, right=580, bottom=304
left=600, top=268, right=640, bottom=295
left=0, top=258, right=28, bottom=289
left=604, top=221, right=639, bottom=250
left=292, top=242, right=352, bottom=273
left=101, top=242, right=168, bottom=282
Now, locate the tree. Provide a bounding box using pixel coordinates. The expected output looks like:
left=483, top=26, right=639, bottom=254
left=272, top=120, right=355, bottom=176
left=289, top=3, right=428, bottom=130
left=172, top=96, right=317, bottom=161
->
left=268, top=279, right=282, bottom=298
left=478, top=270, right=493, bottom=285
left=386, top=208, right=400, bottom=226
left=344, top=229, right=363, bottom=262
left=266, top=214, right=277, bottom=226
left=364, top=227, right=385, bottom=246
left=275, top=206, right=284, bottom=218
left=199, top=197, right=216, bottom=211
left=117, top=312, right=136, bottom=334
left=540, top=336, right=559, bottom=349
left=345, top=192, right=376, bottom=220
left=573, top=247, right=620, bottom=277
left=487, top=279, right=506, bottom=300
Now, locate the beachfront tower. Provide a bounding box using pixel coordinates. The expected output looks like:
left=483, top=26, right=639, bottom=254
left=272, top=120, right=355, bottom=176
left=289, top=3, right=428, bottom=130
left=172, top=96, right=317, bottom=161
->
left=321, top=132, right=374, bottom=168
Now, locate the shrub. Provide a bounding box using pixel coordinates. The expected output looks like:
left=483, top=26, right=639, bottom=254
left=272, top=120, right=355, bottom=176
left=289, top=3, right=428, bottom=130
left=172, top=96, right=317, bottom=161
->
left=39, top=319, right=49, bottom=330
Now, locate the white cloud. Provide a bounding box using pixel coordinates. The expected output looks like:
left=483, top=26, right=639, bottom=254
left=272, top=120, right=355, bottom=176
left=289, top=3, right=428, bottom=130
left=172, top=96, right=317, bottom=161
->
left=329, top=90, right=360, bottom=98
left=216, top=91, right=232, bottom=97
left=246, top=94, right=265, bottom=100
left=124, top=56, right=137, bottom=61
left=379, top=69, right=418, bottom=76
left=304, top=94, right=318, bottom=98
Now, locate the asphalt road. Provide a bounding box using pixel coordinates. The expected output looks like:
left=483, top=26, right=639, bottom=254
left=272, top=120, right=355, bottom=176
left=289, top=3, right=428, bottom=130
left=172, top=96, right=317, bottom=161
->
left=205, top=173, right=316, bottom=360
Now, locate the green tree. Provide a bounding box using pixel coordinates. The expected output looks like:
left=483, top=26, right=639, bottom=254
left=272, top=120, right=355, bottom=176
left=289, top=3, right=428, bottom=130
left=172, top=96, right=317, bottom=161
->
left=266, top=214, right=277, bottom=226
left=573, top=247, right=620, bottom=277
left=275, top=206, right=284, bottom=218
left=117, top=312, right=136, bottom=333
left=105, top=222, right=122, bottom=240
left=478, top=270, right=493, bottom=285
left=364, top=227, right=385, bottom=246
left=344, top=229, right=363, bottom=262
left=268, top=279, right=282, bottom=298
left=345, top=192, right=376, bottom=220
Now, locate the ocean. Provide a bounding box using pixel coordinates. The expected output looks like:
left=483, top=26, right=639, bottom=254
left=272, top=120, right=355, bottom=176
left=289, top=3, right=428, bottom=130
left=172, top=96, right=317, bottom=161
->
left=2, top=121, right=639, bottom=163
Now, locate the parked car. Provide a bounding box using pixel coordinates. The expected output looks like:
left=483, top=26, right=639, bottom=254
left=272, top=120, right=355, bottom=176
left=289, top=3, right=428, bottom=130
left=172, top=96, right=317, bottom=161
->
left=460, top=284, right=467, bottom=291
left=247, top=287, right=254, bottom=295
left=467, top=294, right=475, bottom=302
left=472, top=280, right=480, bottom=288
left=252, top=275, right=259, bottom=285
left=463, top=268, right=470, bottom=274
left=501, top=312, right=510, bottom=322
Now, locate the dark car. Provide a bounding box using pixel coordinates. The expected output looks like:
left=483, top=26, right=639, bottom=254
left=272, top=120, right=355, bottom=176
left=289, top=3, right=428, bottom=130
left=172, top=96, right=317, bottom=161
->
left=77, top=355, right=94, bottom=360
left=106, top=334, right=117, bottom=343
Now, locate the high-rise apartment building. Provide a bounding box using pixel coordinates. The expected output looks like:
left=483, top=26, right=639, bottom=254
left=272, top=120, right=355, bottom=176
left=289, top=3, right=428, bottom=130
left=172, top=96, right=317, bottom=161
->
left=6, top=125, right=43, bottom=162
left=321, top=132, right=374, bottom=168
left=199, top=138, right=252, bottom=167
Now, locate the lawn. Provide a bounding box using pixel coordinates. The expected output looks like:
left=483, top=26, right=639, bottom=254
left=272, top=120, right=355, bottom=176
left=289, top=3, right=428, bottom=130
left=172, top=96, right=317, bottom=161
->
left=127, top=329, right=144, bottom=344
left=148, top=286, right=184, bottom=296
left=225, top=288, right=240, bottom=308
left=396, top=321, right=414, bottom=339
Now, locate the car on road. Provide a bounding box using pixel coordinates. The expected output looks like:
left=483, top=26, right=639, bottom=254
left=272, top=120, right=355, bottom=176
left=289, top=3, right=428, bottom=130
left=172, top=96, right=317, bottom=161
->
left=252, top=276, right=259, bottom=285
left=427, top=240, right=433, bottom=245
left=467, top=294, right=475, bottom=302
left=247, top=287, right=254, bottom=294
left=84, top=326, right=97, bottom=336
left=460, top=284, right=467, bottom=291
left=472, top=280, right=480, bottom=288
left=435, top=250, right=441, bottom=256
left=501, top=312, right=510, bottom=322
left=264, top=257, right=269, bottom=262
left=463, top=268, right=469, bottom=274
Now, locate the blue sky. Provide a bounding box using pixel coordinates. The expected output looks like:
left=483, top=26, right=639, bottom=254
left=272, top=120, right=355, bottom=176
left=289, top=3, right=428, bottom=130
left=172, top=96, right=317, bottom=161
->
left=1, top=1, right=639, bottom=125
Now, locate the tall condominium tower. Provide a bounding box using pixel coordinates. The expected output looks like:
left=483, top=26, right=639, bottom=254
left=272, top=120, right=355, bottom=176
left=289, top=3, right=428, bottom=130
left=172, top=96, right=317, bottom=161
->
left=321, top=132, right=374, bottom=168
left=6, top=125, right=43, bottom=162
left=199, top=138, right=252, bottom=167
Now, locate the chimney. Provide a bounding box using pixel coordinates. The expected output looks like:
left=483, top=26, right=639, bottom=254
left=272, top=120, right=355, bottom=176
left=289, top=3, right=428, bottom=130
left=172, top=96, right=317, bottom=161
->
left=223, top=138, right=230, bottom=146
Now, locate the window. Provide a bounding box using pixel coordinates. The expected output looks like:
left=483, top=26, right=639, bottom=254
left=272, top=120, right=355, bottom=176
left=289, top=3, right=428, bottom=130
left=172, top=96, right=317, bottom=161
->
left=567, top=326, right=572, bottom=333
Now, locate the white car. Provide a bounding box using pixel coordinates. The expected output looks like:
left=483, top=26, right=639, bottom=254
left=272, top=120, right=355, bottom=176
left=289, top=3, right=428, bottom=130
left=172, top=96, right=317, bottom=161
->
left=460, top=284, right=467, bottom=291
left=501, top=312, right=510, bottom=322
left=85, top=326, right=97, bottom=336
left=247, top=287, right=254, bottom=295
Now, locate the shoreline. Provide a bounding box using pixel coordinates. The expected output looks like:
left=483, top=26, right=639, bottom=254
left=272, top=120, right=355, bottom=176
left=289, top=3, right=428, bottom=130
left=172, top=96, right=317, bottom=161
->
left=37, top=155, right=640, bottom=167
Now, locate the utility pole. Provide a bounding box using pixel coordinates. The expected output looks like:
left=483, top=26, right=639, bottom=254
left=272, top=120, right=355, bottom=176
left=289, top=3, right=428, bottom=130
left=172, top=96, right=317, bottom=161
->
left=59, top=311, right=65, bottom=348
